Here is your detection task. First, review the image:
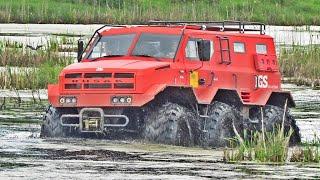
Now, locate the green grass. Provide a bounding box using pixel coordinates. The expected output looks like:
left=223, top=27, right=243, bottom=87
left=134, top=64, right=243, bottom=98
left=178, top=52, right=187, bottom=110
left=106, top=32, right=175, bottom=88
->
left=0, top=0, right=319, bottom=25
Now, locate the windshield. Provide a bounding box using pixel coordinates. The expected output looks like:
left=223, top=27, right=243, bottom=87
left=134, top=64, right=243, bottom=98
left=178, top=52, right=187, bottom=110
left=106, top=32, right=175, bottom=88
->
left=88, top=34, right=135, bottom=59
left=132, top=33, right=180, bottom=59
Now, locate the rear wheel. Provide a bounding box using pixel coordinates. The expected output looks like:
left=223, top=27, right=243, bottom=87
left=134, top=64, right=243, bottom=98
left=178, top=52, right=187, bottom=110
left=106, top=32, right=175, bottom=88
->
left=250, top=105, right=301, bottom=145
left=40, top=105, right=77, bottom=138
left=143, top=102, right=201, bottom=146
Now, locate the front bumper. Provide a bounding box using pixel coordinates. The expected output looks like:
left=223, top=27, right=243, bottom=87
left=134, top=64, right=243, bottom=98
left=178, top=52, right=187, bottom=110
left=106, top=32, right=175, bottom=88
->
left=48, top=84, right=166, bottom=107
left=61, top=108, right=129, bottom=133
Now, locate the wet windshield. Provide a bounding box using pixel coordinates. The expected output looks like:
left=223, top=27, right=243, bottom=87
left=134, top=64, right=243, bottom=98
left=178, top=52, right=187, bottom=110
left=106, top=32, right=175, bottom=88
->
left=88, top=34, right=135, bottom=59
left=132, top=33, right=180, bottom=59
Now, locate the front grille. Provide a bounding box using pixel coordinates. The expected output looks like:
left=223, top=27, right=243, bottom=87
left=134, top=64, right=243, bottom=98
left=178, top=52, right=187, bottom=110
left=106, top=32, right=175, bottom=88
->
left=65, top=73, right=82, bottom=78
left=114, top=83, right=134, bottom=89
left=84, top=73, right=112, bottom=78
left=65, top=84, right=81, bottom=89
left=63, top=72, right=135, bottom=90
left=114, top=73, right=134, bottom=78
left=84, top=83, right=112, bottom=89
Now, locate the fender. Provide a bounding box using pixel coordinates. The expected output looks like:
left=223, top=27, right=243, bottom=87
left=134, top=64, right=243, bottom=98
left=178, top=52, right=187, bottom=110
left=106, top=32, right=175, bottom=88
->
left=267, top=91, right=295, bottom=108
left=192, top=87, right=295, bottom=108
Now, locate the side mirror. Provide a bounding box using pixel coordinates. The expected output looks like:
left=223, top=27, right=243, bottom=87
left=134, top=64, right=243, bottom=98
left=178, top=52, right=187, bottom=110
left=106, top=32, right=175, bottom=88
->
left=77, top=39, right=84, bottom=62
left=197, top=40, right=211, bottom=61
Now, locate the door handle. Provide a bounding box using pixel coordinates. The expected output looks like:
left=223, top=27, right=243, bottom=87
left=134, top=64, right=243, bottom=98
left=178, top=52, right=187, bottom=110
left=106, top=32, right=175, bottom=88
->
left=198, top=78, right=206, bottom=86
left=207, top=72, right=215, bottom=86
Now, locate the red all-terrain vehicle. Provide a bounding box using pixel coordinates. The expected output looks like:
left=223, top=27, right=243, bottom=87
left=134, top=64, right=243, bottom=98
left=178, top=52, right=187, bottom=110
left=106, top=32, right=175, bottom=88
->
left=41, top=21, right=301, bottom=147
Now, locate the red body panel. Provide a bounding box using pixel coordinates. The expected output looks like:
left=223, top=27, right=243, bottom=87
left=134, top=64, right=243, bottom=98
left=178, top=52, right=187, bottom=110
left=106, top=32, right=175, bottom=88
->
left=48, top=25, right=288, bottom=108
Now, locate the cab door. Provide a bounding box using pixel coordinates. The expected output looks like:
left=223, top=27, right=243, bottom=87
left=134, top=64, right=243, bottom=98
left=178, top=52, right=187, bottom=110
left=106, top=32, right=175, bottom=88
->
left=183, top=34, right=216, bottom=104
left=183, top=35, right=215, bottom=87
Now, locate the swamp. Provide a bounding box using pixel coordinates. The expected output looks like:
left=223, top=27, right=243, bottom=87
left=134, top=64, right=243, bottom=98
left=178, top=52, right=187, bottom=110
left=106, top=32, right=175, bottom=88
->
left=0, top=0, right=320, bottom=178
left=0, top=23, right=319, bottom=179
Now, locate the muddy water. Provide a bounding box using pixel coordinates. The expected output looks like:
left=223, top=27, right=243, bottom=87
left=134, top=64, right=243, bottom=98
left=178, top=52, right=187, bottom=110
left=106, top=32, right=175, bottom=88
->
left=0, top=83, right=319, bottom=179
left=283, top=84, right=320, bottom=142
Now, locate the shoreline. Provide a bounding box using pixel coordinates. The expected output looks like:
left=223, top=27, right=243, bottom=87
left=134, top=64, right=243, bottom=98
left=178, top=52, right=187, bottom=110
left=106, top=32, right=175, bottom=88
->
left=282, top=77, right=320, bottom=90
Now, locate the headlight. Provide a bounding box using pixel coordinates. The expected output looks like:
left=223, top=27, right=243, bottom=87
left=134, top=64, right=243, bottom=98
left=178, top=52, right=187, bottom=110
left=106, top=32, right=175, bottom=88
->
left=126, top=97, right=132, bottom=103
left=66, top=98, right=71, bottom=103
left=71, top=97, right=77, bottom=103
left=59, top=96, right=77, bottom=105
left=112, top=97, right=119, bottom=103
left=119, top=97, right=125, bottom=103
left=111, top=96, right=132, bottom=104
left=59, top=97, right=65, bottom=104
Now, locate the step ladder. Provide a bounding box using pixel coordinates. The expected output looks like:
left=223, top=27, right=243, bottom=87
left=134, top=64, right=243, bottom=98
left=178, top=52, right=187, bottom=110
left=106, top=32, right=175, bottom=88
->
left=196, top=104, right=210, bottom=133
left=217, top=36, right=231, bottom=65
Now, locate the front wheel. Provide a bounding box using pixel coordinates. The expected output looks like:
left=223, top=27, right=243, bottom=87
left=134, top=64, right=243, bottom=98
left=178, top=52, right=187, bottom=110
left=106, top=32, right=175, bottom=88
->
left=40, top=105, right=77, bottom=138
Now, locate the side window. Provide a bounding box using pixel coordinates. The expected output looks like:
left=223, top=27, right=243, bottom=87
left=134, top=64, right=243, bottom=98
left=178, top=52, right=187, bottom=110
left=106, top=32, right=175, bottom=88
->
left=256, top=44, right=267, bottom=54
left=185, top=39, right=214, bottom=60
left=233, top=42, right=245, bottom=53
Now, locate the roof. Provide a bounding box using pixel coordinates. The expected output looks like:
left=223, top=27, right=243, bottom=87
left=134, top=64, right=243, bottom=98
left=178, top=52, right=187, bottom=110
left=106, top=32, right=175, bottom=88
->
left=95, top=20, right=271, bottom=40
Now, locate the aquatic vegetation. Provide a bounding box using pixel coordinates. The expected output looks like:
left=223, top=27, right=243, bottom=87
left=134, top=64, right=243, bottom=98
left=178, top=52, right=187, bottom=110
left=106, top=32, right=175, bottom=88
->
left=290, top=137, right=320, bottom=163
left=0, top=63, right=65, bottom=90
left=224, top=122, right=320, bottom=163
left=0, top=0, right=319, bottom=25
left=0, top=40, right=73, bottom=67
left=0, top=96, right=45, bottom=123
left=224, top=127, right=292, bottom=163
left=279, top=46, right=320, bottom=88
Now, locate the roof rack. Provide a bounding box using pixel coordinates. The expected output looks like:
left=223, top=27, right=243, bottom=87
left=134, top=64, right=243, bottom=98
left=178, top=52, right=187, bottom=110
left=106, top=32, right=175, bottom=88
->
left=148, top=20, right=266, bottom=35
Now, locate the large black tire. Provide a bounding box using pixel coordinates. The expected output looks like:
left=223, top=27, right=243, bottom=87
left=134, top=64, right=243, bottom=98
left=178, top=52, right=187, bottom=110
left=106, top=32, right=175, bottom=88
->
left=143, top=102, right=201, bottom=146
left=204, top=101, right=243, bottom=147
left=40, top=105, right=77, bottom=138
left=250, top=105, right=301, bottom=145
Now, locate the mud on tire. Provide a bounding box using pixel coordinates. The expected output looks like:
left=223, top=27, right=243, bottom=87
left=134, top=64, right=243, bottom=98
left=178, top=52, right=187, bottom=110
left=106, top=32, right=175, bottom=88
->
left=143, top=102, right=201, bottom=146
left=40, top=105, right=77, bottom=138
left=204, top=101, right=243, bottom=147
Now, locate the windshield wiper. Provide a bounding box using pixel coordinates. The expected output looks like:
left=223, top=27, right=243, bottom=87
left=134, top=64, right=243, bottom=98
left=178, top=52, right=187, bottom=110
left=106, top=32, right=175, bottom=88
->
left=91, top=54, right=125, bottom=61
left=132, top=54, right=160, bottom=61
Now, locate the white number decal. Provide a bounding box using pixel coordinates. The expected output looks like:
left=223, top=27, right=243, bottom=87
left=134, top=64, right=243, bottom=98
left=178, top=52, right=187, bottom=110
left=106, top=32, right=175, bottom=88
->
left=256, top=75, right=268, bottom=88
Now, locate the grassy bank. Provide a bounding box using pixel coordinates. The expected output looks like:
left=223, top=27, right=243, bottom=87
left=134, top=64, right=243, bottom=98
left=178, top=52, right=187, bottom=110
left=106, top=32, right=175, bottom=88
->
left=279, top=46, right=320, bottom=88
left=0, top=0, right=319, bottom=25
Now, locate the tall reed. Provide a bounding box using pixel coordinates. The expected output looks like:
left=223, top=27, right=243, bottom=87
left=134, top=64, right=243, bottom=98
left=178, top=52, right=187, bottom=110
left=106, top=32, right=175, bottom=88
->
left=279, top=46, right=320, bottom=87
left=224, top=127, right=292, bottom=163
left=0, top=40, right=73, bottom=90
